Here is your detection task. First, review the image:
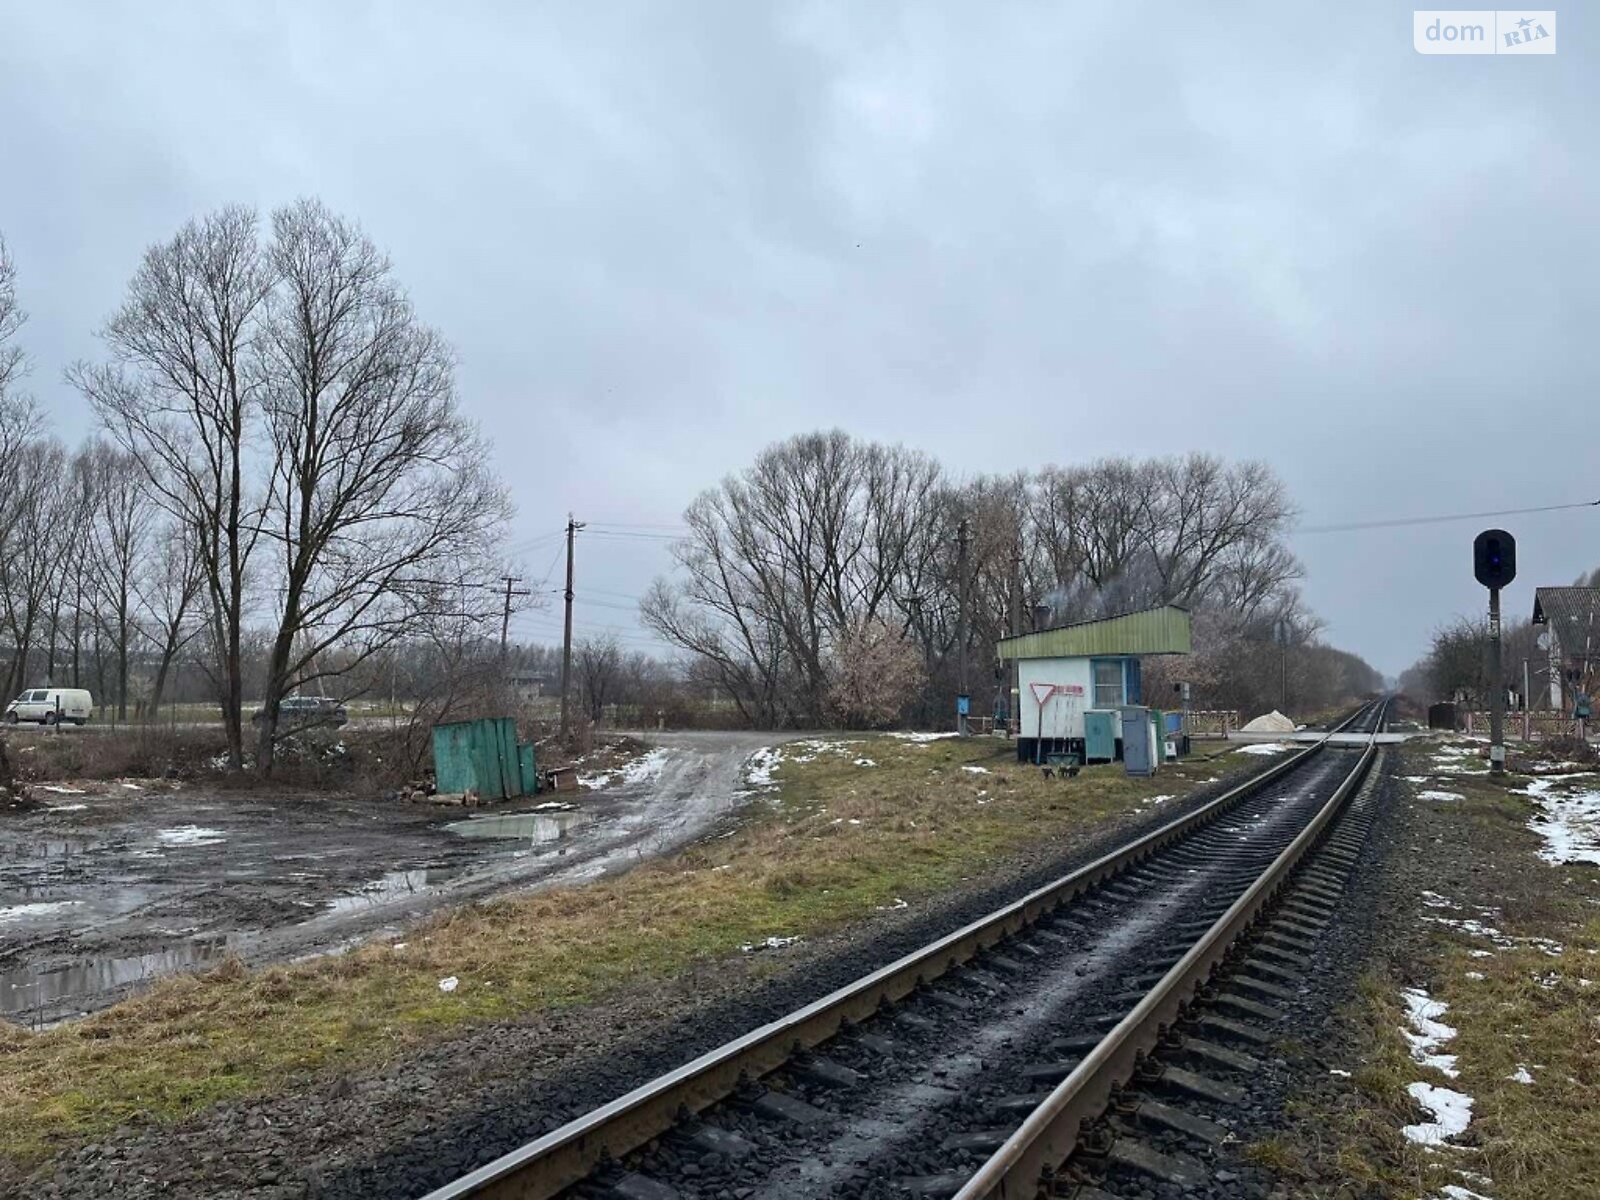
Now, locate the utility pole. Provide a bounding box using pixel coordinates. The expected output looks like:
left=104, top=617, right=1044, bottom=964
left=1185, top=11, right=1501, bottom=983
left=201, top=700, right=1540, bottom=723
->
left=499, top=575, right=530, bottom=661
left=1523, top=657, right=1532, bottom=742
left=1009, top=538, right=1023, bottom=737
left=956, top=517, right=970, bottom=736
left=559, top=515, right=585, bottom=739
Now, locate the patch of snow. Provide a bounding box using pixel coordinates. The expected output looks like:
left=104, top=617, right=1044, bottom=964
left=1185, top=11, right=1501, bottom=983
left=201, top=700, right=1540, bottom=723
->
left=46, top=803, right=88, bottom=812
left=1419, top=790, right=1466, bottom=803
left=579, top=746, right=672, bottom=790
left=530, top=800, right=577, bottom=812
left=1508, top=1065, right=1534, bottom=1084
left=961, top=765, right=991, bottom=775
left=1417, top=916, right=1562, bottom=955
left=1234, top=742, right=1292, bottom=756
left=391, top=942, right=408, bottom=952
left=887, top=731, right=961, bottom=743
left=1404, top=775, right=1432, bottom=783
left=437, top=975, right=458, bottom=992
left=1438, top=1187, right=1494, bottom=1200
left=1421, top=891, right=1460, bottom=909
left=1518, top=777, right=1600, bottom=865
left=1328, top=1068, right=1352, bottom=1077
left=619, top=747, right=670, bottom=785
left=156, top=825, right=226, bottom=847
left=1141, top=794, right=1177, bottom=807
left=742, top=746, right=785, bottom=790
left=1402, top=1081, right=1474, bottom=1145
left=1464, top=971, right=1485, bottom=980
left=853, top=757, right=877, bottom=767
left=876, top=898, right=909, bottom=911
left=0, top=900, right=83, bottom=923
left=38, top=784, right=86, bottom=795
left=739, top=934, right=801, bottom=953
left=119, top=782, right=144, bottom=791
left=1400, top=987, right=1459, bottom=1078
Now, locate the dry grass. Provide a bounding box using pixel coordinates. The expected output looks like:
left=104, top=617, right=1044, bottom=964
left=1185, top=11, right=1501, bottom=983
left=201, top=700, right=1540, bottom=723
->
left=1285, top=745, right=1600, bottom=1198
left=0, top=732, right=1205, bottom=1171
left=9, top=727, right=229, bottom=782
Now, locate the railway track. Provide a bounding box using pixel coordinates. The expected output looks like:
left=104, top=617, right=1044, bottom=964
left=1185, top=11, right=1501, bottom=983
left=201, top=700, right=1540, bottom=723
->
left=423, top=699, right=1390, bottom=1200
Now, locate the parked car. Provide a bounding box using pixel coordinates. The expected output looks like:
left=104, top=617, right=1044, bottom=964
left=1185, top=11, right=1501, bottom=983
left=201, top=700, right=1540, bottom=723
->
left=250, top=695, right=349, bottom=728
left=5, top=687, right=94, bottom=725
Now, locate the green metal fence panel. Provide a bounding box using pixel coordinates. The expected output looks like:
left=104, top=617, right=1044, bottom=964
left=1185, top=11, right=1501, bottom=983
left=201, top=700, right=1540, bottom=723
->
left=432, top=722, right=477, bottom=795
left=434, top=717, right=534, bottom=798
left=473, top=720, right=503, bottom=799
left=495, top=718, right=520, bottom=798
left=518, top=743, right=538, bottom=796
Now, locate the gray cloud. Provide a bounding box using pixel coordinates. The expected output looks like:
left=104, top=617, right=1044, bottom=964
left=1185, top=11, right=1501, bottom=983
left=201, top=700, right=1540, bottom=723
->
left=1, top=1, right=1594, bottom=671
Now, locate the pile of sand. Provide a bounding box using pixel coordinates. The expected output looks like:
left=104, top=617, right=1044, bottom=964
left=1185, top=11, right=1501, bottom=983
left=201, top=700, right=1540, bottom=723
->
left=1241, top=709, right=1296, bottom=733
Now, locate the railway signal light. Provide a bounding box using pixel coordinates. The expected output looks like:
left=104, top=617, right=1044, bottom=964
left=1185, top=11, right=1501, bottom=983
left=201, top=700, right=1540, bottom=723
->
left=1473, top=528, right=1516, bottom=589
left=1474, top=528, right=1516, bottom=776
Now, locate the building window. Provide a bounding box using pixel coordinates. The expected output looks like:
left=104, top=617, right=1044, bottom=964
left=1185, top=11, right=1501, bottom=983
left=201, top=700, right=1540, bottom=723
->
left=1093, top=659, right=1125, bottom=708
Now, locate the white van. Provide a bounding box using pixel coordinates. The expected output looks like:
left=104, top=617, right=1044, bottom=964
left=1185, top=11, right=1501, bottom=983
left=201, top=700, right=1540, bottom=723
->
left=5, top=687, right=93, bottom=725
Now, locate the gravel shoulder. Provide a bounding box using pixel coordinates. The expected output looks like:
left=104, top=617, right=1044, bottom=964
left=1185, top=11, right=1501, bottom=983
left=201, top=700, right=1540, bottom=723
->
left=9, top=737, right=1291, bottom=1199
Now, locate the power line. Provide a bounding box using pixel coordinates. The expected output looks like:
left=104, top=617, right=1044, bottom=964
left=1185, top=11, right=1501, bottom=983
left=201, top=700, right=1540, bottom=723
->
left=582, top=529, right=682, bottom=542
left=1296, top=498, right=1600, bottom=535
left=585, top=520, right=689, bottom=532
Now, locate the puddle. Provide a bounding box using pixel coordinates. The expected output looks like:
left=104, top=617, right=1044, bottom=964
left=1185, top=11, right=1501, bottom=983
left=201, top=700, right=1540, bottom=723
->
left=445, top=811, right=591, bottom=843
left=0, top=939, right=235, bottom=1022
left=0, top=899, right=85, bottom=924
left=322, top=867, right=465, bottom=915
left=156, top=825, right=227, bottom=847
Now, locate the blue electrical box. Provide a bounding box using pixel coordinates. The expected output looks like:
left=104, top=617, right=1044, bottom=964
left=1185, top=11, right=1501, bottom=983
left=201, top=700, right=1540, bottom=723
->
left=1084, top=710, right=1116, bottom=762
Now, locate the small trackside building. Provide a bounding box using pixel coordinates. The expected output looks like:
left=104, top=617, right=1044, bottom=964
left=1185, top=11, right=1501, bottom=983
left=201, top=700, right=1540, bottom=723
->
left=1531, top=586, right=1600, bottom=711
left=995, top=605, right=1192, bottom=764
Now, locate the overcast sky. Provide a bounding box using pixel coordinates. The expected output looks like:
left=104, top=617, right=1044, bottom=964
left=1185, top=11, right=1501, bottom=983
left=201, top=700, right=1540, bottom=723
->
left=1, top=2, right=1595, bottom=674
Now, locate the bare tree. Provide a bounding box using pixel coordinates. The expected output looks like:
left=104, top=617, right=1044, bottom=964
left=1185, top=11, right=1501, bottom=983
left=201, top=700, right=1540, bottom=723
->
left=252, top=199, right=511, bottom=772
left=576, top=633, right=623, bottom=722
left=78, top=441, right=156, bottom=719
left=0, top=440, right=78, bottom=700
left=133, top=516, right=206, bottom=717
left=69, top=206, right=274, bottom=765
left=643, top=431, right=942, bottom=726
left=0, top=235, right=27, bottom=408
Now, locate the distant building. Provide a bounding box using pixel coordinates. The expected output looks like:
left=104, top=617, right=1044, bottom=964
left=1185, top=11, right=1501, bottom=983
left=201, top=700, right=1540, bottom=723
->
left=996, top=604, right=1192, bottom=764
left=507, top=668, right=556, bottom=704
left=1531, top=587, right=1600, bottom=711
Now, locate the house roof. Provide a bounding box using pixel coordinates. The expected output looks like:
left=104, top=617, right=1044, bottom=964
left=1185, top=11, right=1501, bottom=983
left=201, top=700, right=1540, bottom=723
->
left=996, top=604, right=1192, bottom=661
left=1532, top=587, right=1600, bottom=660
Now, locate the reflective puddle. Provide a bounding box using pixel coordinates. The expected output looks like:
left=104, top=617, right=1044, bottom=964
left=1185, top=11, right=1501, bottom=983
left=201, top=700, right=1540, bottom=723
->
left=322, top=867, right=465, bottom=915
left=0, top=939, right=236, bottom=1023
left=444, top=810, right=590, bottom=843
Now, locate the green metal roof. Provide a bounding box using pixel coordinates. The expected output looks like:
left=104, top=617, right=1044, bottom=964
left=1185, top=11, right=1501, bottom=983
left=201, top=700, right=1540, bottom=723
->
left=996, top=605, right=1192, bottom=661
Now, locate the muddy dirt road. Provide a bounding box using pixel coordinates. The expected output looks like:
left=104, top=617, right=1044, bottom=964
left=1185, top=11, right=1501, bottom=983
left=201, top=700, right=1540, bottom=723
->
left=0, top=731, right=795, bottom=1025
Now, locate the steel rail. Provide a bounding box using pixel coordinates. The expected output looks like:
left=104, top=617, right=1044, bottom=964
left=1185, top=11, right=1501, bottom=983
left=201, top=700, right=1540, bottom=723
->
left=421, top=701, right=1381, bottom=1200
left=952, top=697, right=1388, bottom=1200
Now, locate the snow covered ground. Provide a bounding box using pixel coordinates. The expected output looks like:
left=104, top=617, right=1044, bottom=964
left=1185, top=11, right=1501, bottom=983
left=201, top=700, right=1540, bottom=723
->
left=1516, top=774, right=1600, bottom=865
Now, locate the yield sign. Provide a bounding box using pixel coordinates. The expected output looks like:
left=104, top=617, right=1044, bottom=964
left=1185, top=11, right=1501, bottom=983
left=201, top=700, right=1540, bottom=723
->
left=1029, top=683, right=1058, bottom=706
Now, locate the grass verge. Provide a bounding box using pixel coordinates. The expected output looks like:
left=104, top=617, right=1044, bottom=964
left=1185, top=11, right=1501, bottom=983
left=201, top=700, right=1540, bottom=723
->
left=1283, top=742, right=1600, bottom=1199
left=0, top=732, right=1233, bottom=1172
